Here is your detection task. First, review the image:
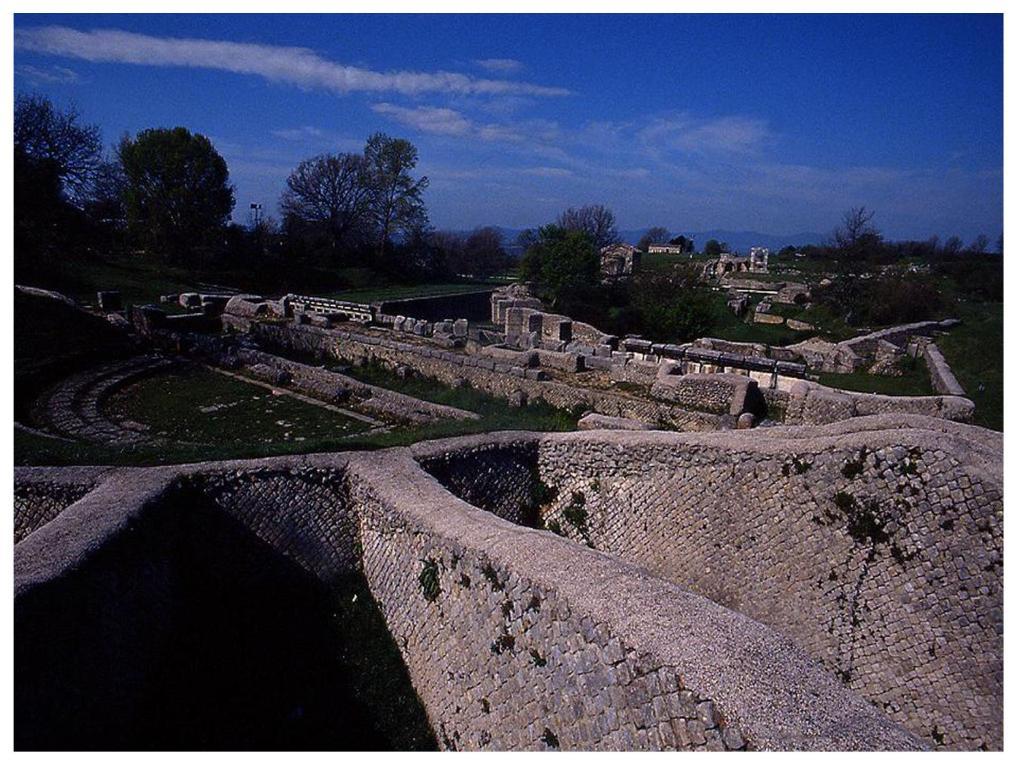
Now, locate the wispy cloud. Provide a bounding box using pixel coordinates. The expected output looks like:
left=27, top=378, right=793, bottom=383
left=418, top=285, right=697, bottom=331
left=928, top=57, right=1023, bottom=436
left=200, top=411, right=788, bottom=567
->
left=14, top=26, right=570, bottom=98
left=371, top=102, right=540, bottom=145
left=15, top=63, right=79, bottom=85
left=270, top=126, right=364, bottom=151
left=474, top=58, right=524, bottom=75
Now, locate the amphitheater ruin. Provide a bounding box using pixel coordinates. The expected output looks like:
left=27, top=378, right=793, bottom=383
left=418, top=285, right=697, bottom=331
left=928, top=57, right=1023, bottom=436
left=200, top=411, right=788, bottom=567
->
left=13, top=283, right=1002, bottom=751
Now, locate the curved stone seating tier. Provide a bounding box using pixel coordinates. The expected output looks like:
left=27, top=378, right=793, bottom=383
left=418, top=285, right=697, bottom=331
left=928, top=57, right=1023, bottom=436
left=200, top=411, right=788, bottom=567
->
left=14, top=415, right=1002, bottom=750
left=30, top=354, right=176, bottom=445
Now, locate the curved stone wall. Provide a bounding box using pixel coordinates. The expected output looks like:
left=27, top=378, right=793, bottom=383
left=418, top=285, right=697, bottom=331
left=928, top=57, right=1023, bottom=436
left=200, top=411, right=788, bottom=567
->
left=14, top=432, right=933, bottom=751
left=413, top=417, right=1002, bottom=750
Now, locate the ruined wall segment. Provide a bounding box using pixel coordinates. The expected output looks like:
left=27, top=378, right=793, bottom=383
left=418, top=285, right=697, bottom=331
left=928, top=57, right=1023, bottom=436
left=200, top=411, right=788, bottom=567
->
left=14, top=432, right=933, bottom=751
left=529, top=420, right=1002, bottom=750
left=350, top=448, right=921, bottom=751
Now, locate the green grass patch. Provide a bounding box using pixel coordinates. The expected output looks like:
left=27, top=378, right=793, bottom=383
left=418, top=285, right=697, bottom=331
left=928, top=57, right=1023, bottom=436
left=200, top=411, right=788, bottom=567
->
left=936, top=301, right=1002, bottom=431
left=16, top=360, right=580, bottom=466
left=816, top=357, right=934, bottom=397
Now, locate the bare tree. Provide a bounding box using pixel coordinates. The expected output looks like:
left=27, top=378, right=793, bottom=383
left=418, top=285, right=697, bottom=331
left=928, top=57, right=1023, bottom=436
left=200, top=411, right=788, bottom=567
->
left=556, top=204, right=619, bottom=249
left=831, top=206, right=879, bottom=250
left=968, top=234, right=990, bottom=254
left=364, top=133, right=429, bottom=258
left=14, top=93, right=101, bottom=204
left=943, top=236, right=963, bottom=255
left=637, top=226, right=670, bottom=252
left=280, top=153, right=371, bottom=253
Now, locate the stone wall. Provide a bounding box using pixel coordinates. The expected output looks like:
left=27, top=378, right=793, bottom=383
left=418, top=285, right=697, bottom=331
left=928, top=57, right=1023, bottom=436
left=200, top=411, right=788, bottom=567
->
left=512, top=419, right=1001, bottom=750
left=15, top=427, right=940, bottom=751
left=246, top=320, right=722, bottom=431
left=785, top=381, right=974, bottom=425
left=924, top=344, right=967, bottom=397
left=14, top=465, right=115, bottom=543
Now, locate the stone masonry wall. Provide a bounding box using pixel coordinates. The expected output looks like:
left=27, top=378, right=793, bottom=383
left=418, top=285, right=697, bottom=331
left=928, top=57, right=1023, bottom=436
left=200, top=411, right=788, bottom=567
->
left=15, top=434, right=930, bottom=751
left=247, top=320, right=721, bottom=431
left=527, top=420, right=1002, bottom=750
left=784, top=381, right=974, bottom=425
left=14, top=466, right=116, bottom=544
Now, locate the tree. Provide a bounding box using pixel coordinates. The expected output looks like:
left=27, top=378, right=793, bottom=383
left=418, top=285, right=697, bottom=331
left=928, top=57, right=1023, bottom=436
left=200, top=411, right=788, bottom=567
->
left=280, top=153, right=371, bottom=258
left=463, top=226, right=510, bottom=278
left=637, top=226, right=670, bottom=252
left=943, top=236, right=963, bottom=256
left=556, top=204, right=619, bottom=249
left=15, top=93, right=102, bottom=204
left=704, top=238, right=724, bottom=256
left=363, top=133, right=429, bottom=258
left=519, top=225, right=601, bottom=310
left=831, top=206, right=883, bottom=261
left=669, top=234, right=695, bottom=253
left=118, top=127, right=235, bottom=259
left=968, top=234, right=989, bottom=254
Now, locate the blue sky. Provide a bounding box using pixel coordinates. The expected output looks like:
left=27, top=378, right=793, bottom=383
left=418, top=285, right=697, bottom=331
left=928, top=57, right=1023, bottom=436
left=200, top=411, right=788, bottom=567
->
left=14, top=13, right=1003, bottom=241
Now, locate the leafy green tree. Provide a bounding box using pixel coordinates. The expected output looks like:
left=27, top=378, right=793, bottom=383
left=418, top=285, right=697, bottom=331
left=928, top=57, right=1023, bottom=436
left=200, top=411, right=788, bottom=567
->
left=364, top=132, right=429, bottom=258
left=704, top=238, right=724, bottom=256
left=118, top=127, right=235, bottom=259
left=519, top=225, right=600, bottom=310
left=627, top=272, right=714, bottom=341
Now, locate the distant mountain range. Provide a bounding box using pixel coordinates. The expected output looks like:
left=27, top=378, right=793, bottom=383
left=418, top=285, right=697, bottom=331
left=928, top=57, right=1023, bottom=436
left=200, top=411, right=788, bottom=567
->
left=462, top=227, right=827, bottom=255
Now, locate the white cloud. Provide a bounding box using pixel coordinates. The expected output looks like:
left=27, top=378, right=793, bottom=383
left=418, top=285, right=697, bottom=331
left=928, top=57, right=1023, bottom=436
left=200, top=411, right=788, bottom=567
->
left=270, top=126, right=364, bottom=151
left=371, top=102, right=540, bottom=145
left=474, top=58, right=524, bottom=74
left=14, top=26, right=570, bottom=98
left=371, top=103, right=476, bottom=137
left=15, top=63, right=79, bottom=85
left=519, top=166, right=575, bottom=178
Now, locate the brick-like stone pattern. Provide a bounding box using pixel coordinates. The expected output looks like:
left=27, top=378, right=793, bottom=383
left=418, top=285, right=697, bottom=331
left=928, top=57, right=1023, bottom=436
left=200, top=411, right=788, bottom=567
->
left=418, top=441, right=540, bottom=527
left=30, top=354, right=174, bottom=444
left=16, top=422, right=940, bottom=751
left=13, top=467, right=113, bottom=543
left=194, top=466, right=359, bottom=584
left=529, top=424, right=1001, bottom=750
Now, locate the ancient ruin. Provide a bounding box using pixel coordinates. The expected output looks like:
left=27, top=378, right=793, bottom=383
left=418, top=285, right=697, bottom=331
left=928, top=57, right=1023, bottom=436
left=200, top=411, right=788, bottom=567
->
left=13, top=283, right=1002, bottom=751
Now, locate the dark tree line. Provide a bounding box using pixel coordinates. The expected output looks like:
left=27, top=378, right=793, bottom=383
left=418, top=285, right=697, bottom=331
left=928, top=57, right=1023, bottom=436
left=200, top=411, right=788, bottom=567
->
left=13, top=93, right=463, bottom=288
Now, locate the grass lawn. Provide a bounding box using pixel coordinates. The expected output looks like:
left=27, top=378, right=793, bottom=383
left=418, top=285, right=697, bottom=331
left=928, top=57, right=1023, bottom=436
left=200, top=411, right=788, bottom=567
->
left=936, top=300, right=1002, bottom=431
left=16, top=366, right=370, bottom=466
left=816, top=357, right=934, bottom=397
left=15, top=361, right=580, bottom=466
left=324, top=280, right=506, bottom=304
